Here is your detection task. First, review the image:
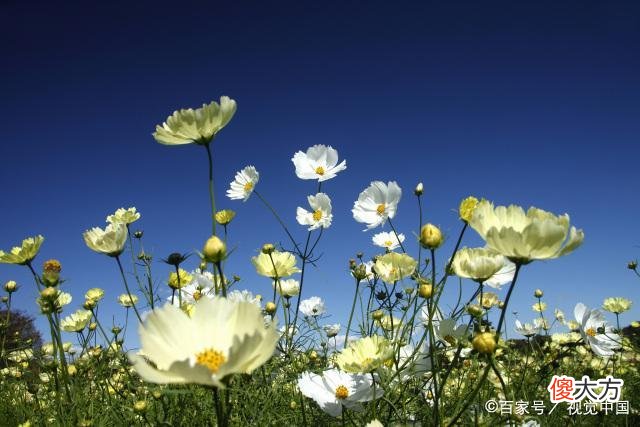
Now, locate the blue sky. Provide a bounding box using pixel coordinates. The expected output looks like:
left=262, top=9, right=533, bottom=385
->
left=1, top=0, right=639, bottom=346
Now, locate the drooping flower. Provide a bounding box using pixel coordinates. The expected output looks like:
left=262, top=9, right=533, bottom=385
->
left=129, top=297, right=278, bottom=388
left=106, top=207, right=141, bottom=225
left=273, top=279, right=300, bottom=298
left=0, top=235, right=44, bottom=265
left=83, top=223, right=128, bottom=257
left=352, top=181, right=402, bottom=230
left=153, top=96, right=237, bottom=146
left=296, top=193, right=333, bottom=230
left=291, top=145, right=347, bottom=182
left=574, top=303, right=621, bottom=357
left=252, top=250, right=300, bottom=278
left=374, top=252, right=417, bottom=283
left=323, top=324, right=341, bottom=338
left=602, top=297, right=632, bottom=314
left=468, top=200, right=584, bottom=264
left=514, top=319, right=540, bottom=338
left=451, top=247, right=505, bottom=282
left=372, top=231, right=405, bottom=251
left=60, top=309, right=93, bottom=332
left=299, top=296, right=326, bottom=317
left=297, top=369, right=382, bottom=417
left=336, top=335, right=394, bottom=373
left=118, top=293, right=139, bottom=308
left=226, top=166, right=259, bottom=202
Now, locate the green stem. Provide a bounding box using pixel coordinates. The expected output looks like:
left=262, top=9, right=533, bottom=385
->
left=344, top=279, right=360, bottom=348
left=204, top=143, right=217, bottom=236
left=115, top=256, right=142, bottom=322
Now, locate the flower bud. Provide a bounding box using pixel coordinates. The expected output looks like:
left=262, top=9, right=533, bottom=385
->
left=261, top=243, right=275, bottom=255
left=133, top=230, right=144, bottom=239
left=203, top=236, right=226, bottom=263
left=67, top=365, right=77, bottom=376
left=472, top=332, right=497, bottom=354
left=214, top=209, right=236, bottom=226
left=1, top=296, right=8, bottom=303
left=265, top=302, right=277, bottom=315
left=4, top=280, right=18, bottom=293
left=372, top=310, right=384, bottom=321
left=628, top=261, right=637, bottom=270
left=420, top=224, right=443, bottom=249
left=414, top=182, right=424, bottom=196
left=133, top=400, right=148, bottom=413
left=42, top=270, right=60, bottom=287
left=467, top=304, right=484, bottom=318
left=308, top=350, right=318, bottom=361
left=418, top=283, right=433, bottom=298
left=40, top=287, right=58, bottom=300
left=83, top=300, right=96, bottom=310
left=89, top=322, right=97, bottom=331
left=352, top=264, right=368, bottom=281
left=112, top=326, right=122, bottom=335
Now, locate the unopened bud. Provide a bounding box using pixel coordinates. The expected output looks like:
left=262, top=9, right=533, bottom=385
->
left=261, top=243, right=275, bottom=255
left=203, top=236, right=226, bottom=263
left=414, top=182, right=424, bottom=196
left=534, top=289, right=543, bottom=298
left=372, top=310, right=384, bottom=321
left=133, top=230, right=144, bottom=239
left=420, top=224, right=443, bottom=249
left=418, top=283, right=433, bottom=298
left=4, top=280, right=18, bottom=293
left=472, top=332, right=497, bottom=354
left=265, top=302, right=277, bottom=315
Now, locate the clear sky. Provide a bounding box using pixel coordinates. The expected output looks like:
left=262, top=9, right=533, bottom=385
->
left=2, top=0, right=639, bottom=346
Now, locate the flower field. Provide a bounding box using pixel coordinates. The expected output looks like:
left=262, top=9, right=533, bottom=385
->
left=1, top=97, right=638, bottom=426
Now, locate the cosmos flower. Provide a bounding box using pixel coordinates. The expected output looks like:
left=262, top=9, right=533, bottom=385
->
left=574, top=303, right=621, bottom=357
left=214, top=209, right=236, bottom=226
left=602, top=297, right=632, bottom=314
left=252, top=250, right=300, bottom=278
left=129, top=297, right=278, bottom=388
left=352, top=181, right=402, bottom=230
left=374, top=252, right=417, bottom=283
left=433, top=318, right=468, bottom=346
left=152, top=96, right=237, bottom=146
left=291, top=145, right=347, bottom=182
left=226, top=166, right=259, bottom=202
left=514, top=319, right=540, bottom=338
left=118, top=293, right=139, bottom=308
left=532, top=302, right=547, bottom=312
left=451, top=247, right=505, bottom=282
left=106, top=207, right=141, bottom=225
left=85, top=288, right=105, bottom=303
left=83, top=223, right=128, bottom=257
left=273, top=279, right=300, bottom=298
left=299, top=296, right=326, bottom=317
left=168, top=269, right=193, bottom=290
left=323, top=324, right=341, bottom=338
left=296, top=193, right=333, bottom=230
left=336, top=335, right=393, bottom=373
left=60, top=310, right=93, bottom=333
left=483, top=260, right=516, bottom=290
left=297, top=369, right=382, bottom=417
left=0, top=235, right=44, bottom=265
left=468, top=200, right=584, bottom=264
left=372, top=231, right=405, bottom=251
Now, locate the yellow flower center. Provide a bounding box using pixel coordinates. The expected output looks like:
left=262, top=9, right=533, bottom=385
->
left=243, top=182, right=254, bottom=192
left=444, top=335, right=456, bottom=346
left=376, top=204, right=386, bottom=215
left=335, top=385, right=349, bottom=399
left=315, top=166, right=325, bottom=176
left=384, top=240, right=393, bottom=247
left=312, top=209, right=323, bottom=222
left=585, top=327, right=596, bottom=337
left=195, top=348, right=226, bottom=373
left=193, top=290, right=202, bottom=301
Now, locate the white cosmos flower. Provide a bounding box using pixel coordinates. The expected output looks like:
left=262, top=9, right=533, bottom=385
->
left=574, top=303, right=621, bottom=358
left=352, top=181, right=402, bottom=230
left=299, top=296, right=326, bottom=317
left=296, top=193, right=333, bottom=230
left=468, top=200, right=584, bottom=264
left=323, top=323, right=341, bottom=338
left=514, top=319, right=540, bottom=338
left=372, top=231, right=405, bottom=251
left=83, top=223, right=128, bottom=257
left=273, top=279, right=300, bottom=298
left=226, top=290, right=262, bottom=308
left=297, top=368, right=382, bottom=417
left=226, top=166, right=259, bottom=202
left=483, top=259, right=516, bottom=290
left=291, top=145, right=347, bottom=182
left=60, top=309, right=93, bottom=333
left=433, top=318, right=468, bottom=346
left=153, top=96, right=237, bottom=146
left=451, top=247, right=505, bottom=282
left=106, top=207, right=141, bottom=225
left=129, top=297, right=278, bottom=388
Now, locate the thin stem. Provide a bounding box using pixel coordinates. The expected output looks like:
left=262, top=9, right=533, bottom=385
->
left=115, top=256, right=142, bottom=322
left=204, top=143, right=217, bottom=236
left=387, top=218, right=406, bottom=253
left=344, top=279, right=360, bottom=348
left=254, top=190, right=303, bottom=256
